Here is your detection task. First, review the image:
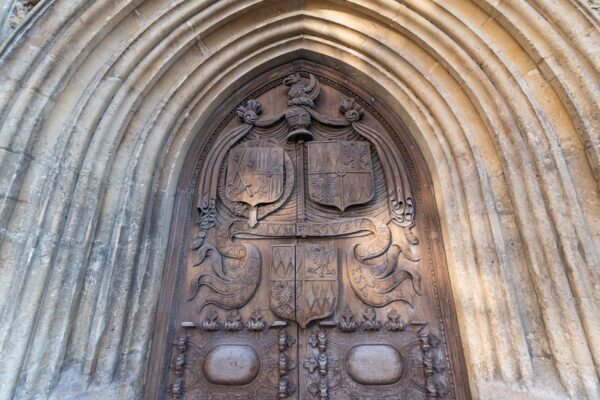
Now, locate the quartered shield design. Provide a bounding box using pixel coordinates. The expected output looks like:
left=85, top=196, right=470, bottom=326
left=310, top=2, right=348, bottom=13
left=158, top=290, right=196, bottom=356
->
left=270, top=244, right=338, bottom=328
left=225, top=145, right=284, bottom=207
left=307, top=140, right=374, bottom=211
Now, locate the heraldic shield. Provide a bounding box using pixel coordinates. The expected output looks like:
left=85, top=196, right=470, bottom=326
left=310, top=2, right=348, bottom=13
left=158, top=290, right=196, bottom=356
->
left=270, top=244, right=338, bottom=328
left=225, top=144, right=285, bottom=227
left=308, top=140, right=374, bottom=211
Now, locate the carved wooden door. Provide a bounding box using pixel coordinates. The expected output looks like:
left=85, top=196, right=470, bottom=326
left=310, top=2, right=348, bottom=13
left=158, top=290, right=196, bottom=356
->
left=149, top=61, right=470, bottom=400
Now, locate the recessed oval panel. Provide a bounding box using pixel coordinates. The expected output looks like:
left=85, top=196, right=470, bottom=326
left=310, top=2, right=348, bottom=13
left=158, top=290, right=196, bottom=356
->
left=345, top=344, right=404, bottom=385
left=203, top=345, right=260, bottom=385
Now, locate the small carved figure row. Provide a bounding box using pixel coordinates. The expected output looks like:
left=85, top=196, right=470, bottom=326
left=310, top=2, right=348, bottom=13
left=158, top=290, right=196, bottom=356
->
left=189, top=310, right=269, bottom=332
left=185, top=307, right=414, bottom=335
left=278, top=330, right=296, bottom=399
left=303, top=330, right=329, bottom=399
left=419, top=329, right=450, bottom=398
left=337, top=307, right=411, bottom=333
left=170, top=335, right=187, bottom=399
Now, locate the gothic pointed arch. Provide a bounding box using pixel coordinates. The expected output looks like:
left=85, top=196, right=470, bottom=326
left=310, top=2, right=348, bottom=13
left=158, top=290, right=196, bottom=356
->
left=147, top=60, right=470, bottom=399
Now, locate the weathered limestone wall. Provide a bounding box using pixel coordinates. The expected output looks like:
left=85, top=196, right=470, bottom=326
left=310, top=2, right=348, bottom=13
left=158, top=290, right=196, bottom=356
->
left=0, top=1, right=598, bottom=399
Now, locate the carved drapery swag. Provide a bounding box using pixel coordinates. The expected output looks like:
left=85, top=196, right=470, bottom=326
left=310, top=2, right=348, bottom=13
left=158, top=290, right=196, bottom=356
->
left=154, top=65, right=469, bottom=400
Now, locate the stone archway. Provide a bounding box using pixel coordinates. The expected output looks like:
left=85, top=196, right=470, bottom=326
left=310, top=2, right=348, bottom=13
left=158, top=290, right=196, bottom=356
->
left=0, top=2, right=598, bottom=399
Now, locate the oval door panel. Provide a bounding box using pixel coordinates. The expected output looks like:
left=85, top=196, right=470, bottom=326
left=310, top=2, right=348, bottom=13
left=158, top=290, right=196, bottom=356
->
left=203, top=345, right=261, bottom=385
left=345, top=344, right=404, bottom=385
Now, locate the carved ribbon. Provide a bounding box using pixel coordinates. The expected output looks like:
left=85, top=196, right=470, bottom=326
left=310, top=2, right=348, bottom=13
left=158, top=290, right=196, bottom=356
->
left=224, top=217, right=392, bottom=261
left=225, top=217, right=376, bottom=237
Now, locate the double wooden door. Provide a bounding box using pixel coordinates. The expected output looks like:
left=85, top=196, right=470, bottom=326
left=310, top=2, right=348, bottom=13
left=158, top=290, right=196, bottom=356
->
left=149, top=61, right=470, bottom=399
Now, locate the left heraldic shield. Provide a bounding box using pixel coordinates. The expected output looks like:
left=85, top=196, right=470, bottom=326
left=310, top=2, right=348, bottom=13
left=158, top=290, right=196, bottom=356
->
left=225, top=144, right=284, bottom=227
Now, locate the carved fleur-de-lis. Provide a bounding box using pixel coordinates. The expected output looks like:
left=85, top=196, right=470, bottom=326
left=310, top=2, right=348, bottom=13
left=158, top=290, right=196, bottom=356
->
left=308, top=334, right=319, bottom=348
left=200, top=310, right=220, bottom=332
left=304, top=355, right=318, bottom=374
left=278, top=330, right=295, bottom=352
left=318, top=377, right=328, bottom=400
left=360, top=307, right=381, bottom=331
left=363, top=307, right=376, bottom=321
left=340, top=97, right=364, bottom=123
left=337, top=307, right=357, bottom=332
left=174, top=335, right=187, bottom=352
left=246, top=310, right=267, bottom=331
left=385, top=308, right=407, bottom=332
left=279, top=353, right=292, bottom=376
left=317, top=330, right=327, bottom=352
left=236, top=99, right=262, bottom=124
left=171, top=377, right=183, bottom=399
left=223, top=310, right=243, bottom=331
left=278, top=376, right=295, bottom=398
left=318, top=352, right=328, bottom=377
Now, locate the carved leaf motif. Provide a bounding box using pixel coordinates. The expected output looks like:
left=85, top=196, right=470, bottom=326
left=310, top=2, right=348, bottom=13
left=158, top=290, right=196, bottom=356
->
left=397, top=241, right=420, bottom=262
left=404, top=227, right=419, bottom=245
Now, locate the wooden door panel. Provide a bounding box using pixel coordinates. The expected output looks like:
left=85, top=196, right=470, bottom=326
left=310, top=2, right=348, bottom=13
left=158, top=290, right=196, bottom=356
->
left=149, top=61, right=470, bottom=400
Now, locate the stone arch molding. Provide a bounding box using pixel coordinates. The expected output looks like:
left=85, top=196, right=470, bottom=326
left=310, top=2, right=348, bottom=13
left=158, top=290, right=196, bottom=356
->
left=0, top=1, right=598, bottom=399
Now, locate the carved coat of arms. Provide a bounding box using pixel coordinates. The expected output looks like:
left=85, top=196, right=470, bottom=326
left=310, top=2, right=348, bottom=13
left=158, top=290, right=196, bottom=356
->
left=270, top=244, right=338, bottom=328
left=308, top=140, right=374, bottom=211
left=226, top=145, right=284, bottom=227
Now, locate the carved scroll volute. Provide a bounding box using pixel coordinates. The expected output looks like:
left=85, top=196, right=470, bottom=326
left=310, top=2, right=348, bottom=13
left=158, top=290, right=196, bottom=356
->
left=188, top=243, right=261, bottom=313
